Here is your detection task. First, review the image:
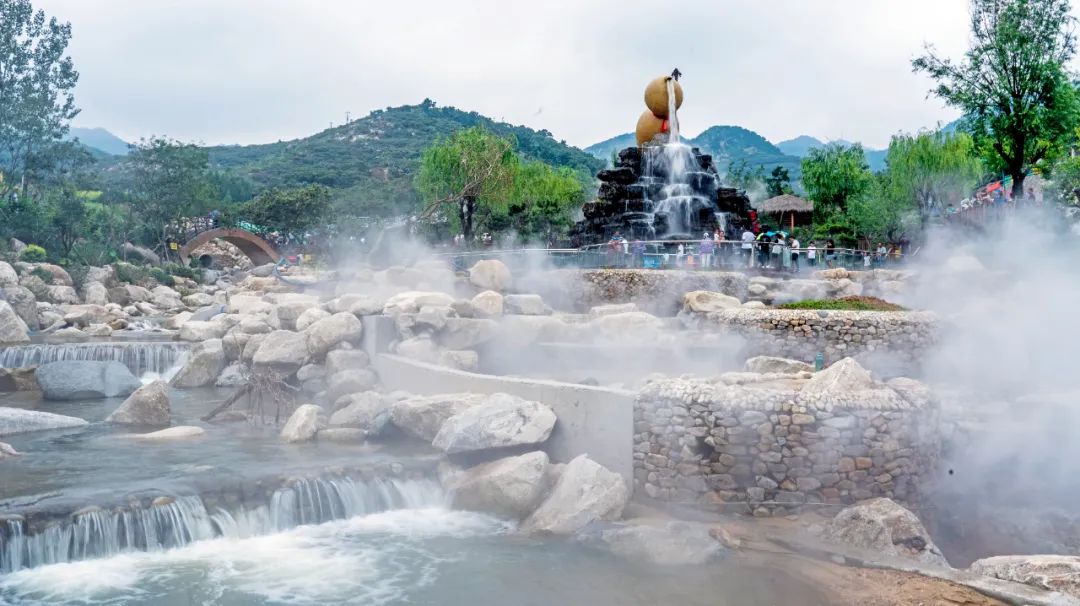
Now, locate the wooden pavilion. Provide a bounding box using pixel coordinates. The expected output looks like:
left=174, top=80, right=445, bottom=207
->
left=759, top=194, right=814, bottom=232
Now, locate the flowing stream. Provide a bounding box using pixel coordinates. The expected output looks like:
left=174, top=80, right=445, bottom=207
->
left=0, top=342, right=188, bottom=377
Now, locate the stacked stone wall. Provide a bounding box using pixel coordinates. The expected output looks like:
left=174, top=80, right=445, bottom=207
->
left=633, top=378, right=939, bottom=516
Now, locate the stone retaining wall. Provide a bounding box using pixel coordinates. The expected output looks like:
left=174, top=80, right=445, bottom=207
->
left=520, top=269, right=749, bottom=315
left=633, top=377, right=939, bottom=516
left=681, top=309, right=938, bottom=374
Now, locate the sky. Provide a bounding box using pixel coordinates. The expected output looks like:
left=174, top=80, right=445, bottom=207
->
left=34, top=0, right=1033, bottom=150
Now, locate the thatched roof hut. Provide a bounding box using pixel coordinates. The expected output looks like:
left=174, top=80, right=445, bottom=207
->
left=759, top=194, right=813, bottom=229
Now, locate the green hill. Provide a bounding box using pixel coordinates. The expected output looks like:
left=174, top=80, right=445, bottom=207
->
left=206, top=100, right=603, bottom=216
left=66, top=127, right=130, bottom=156
left=583, top=133, right=638, bottom=163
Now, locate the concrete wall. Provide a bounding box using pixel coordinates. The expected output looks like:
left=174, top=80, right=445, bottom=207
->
left=373, top=353, right=635, bottom=483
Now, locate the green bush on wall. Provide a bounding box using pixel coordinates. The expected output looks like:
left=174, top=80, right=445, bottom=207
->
left=19, top=245, right=47, bottom=263
left=148, top=267, right=175, bottom=288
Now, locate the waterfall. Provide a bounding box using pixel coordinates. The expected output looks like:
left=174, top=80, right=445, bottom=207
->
left=0, top=342, right=189, bottom=376
left=666, top=77, right=680, bottom=143
left=0, top=476, right=444, bottom=573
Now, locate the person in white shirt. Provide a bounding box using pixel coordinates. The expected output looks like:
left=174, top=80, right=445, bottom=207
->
left=789, top=237, right=801, bottom=272
left=741, top=229, right=755, bottom=267
left=807, top=242, right=817, bottom=267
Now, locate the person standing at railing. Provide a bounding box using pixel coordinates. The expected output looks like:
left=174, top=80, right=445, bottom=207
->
left=825, top=239, right=836, bottom=268
left=699, top=233, right=715, bottom=268
left=789, top=236, right=801, bottom=273
left=630, top=238, right=646, bottom=268
left=807, top=241, right=817, bottom=267
left=741, top=227, right=755, bottom=268
left=676, top=243, right=685, bottom=267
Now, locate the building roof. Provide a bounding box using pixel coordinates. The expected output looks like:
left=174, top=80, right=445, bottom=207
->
left=760, top=194, right=814, bottom=214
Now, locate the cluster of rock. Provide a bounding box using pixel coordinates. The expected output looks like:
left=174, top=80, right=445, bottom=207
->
left=633, top=356, right=940, bottom=516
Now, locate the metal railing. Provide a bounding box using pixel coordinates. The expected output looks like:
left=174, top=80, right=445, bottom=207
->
left=436, top=240, right=904, bottom=273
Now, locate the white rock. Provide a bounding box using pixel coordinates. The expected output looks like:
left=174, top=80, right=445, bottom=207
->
left=280, top=404, right=325, bottom=443
left=130, top=425, right=205, bottom=441
left=0, top=407, right=89, bottom=436
left=449, top=451, right=549, bottom=519
left=468, top=259, right=512, bottom=291
left=305, top=312, right=363, bottom=358
left=969, top=555, right=1080, bottom=598
left=470, top=290, right=504, bottom=317
left=744, top=356, right=813, bottom=375
left=522, top=454, right=628, bottom=535
left=683, top=291, right=741, bottom=313
left=0, top=262, right=18, bottom=288
left=35, top=361, right=141, bottom=400
left=383, top=291, right=456, bottom=315
left=106, top=380, right=170, bottom=425
left=252, top=330, right=309, bottom=374
left=82, top=281, right=110, bottom=306
left=438, top=318, right=498, bottom=350
left=827, top=498, right=948, bottom=567
left=503, top=294, right=550, bottom=316
left=432, top=393, right=556, bottom=454
left=324, top=349, right=370, bottom=376
left=178, top=321, right=227, bottom=342
left=215, top=363, right=247, bottom=387
left=170, top=339, right=226, bottom=388
left=440, top=350, right=478, bottom=371
left=295, top=307, right=331, bottom=331
left=0, top=301, right=30, bottom=344
left=389, top=393, right=487, bottom=440
left=588, top=303, right=638, bottom=318
left=802, top=357, right=875, bottom=395
left=325, top=369, right=378, bottom=403
left=328, top=391, right=391, bottom=435
left=589, top=522, right=725, bottom=565
left=0, top=441, right=21, bottom=458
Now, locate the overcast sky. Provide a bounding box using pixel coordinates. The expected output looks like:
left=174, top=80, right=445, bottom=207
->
left=34, top=0, right=1053, bottom=149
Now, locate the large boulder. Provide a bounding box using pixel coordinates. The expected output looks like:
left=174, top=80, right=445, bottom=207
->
left=0, top=261, right=18, bottom=288
left=106, top=380, right=171, bottom=425
left=439, top=318, right=498, bottom=350
left=328, top=391, right=391, bottom=435
left=252, top=330, right=309, bottom=374
left=215, top=363, right=247, bottom=387
left=449, top=451, right=549, bottom=519
left=151, top=285, right=184, bottom=310
left=45, top=285, right=80, bottom=305
left=383, top=291, right=456, bottom=315
left=0, top=407, right=89, bottom=436
left=584, top=522, right=725, bottom=565
left=522, top=454, right=629, bottom=535
left=3, top=285, right=38, bottom=330
left=432, top=393, right=556, bottom=454
left=503, top=294, right=550, bottom=316
left=269, top=298, right=319, bottom=330
left=305, top=312, right=363, bottom=358
left=683, top=291, right=741, bottom=313
left=228, top=295, right=272, bottom=316
left=390, top=393, right=487, bottom=441
left=801, top=357, right=876, bottom=395
left=468, top=259, right=512, bottom=291
left=0, top=368, right=37, bottom=392
left=969, top=555, right=1080, bottom=598
left=325, top=368, right=379, bottom=403
left=188, top=304, right=225, bottom=322
left=170, top=339, right=226, bottom=388
left=295, top=307, right=331, bottom=331
left=280, top=404, right=325, bottom=443
left=81, top=281, right=110, bottom=306
left=324, top=349, right=370, bottom=376
left=744, top=356, right=813, bottom=375
left=35, top=361, right=142, bottom=400
left=0, top=301, right=30, bottom=343
left=34, top=263, right=73, bottom=286
left=177, top=320, right=227, bottom=342
left=588, top=312, right=664, bottom=339
left=122, top=242, right=160, bottom=265
left=181, top=292, right=214, bottom=308
left=85, top=265, right=117, bottom=287
left=62, top=304, right=109, bottom=328
left=827, top=498, right=948, bottom=567
left=470, top=290, right=504, bottom=317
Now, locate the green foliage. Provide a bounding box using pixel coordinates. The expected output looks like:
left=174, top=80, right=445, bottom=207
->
left=416, top=127, right=517, bottom=239
left=1047, top=151, right=1080, bottom=205
left=124, top=137, right=219, bottom=249
left=163, top=262, right=197, bottom=280
left=801, top=143, right=873, bottom=220
left=18, top=243, right=46, bottom=262
left=148, top=267, right=174, bottom=287
left=883, top=130, right=984, bottom=221
left=501, top=160, right=585, bottom=240
left=913, top=0, right=1080, bottom=196
left=29, top=266, right=53, bottom=284
left=231, top=184, right=330, bottom=235
left=112, top=262, right=148, bottom=285
left=776, top=297, right=906, bottom=312
left=205, top=102, right=602, bottom=219
left=765, top=166, right=793, bottom=197
left=725, top=160, right=765, bottom=192
left=48, top=186, right=86, bottom=257
left=0, top=0, right=79, bottom=182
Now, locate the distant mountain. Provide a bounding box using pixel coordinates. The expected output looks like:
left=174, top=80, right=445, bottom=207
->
left=583, top=133, right=637, bottom=163
left=66, top=127, right=130, bottom=156
left=200, top=101, right=604, bottom=217
left=776, top=134, right=887, bottom=172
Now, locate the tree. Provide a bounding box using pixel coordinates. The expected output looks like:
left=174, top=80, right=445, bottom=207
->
left=415, top=126, right=516, bottom=240
left=913, top=0, right=1080, bottom=197
left=725, top=160, right=765, bottom=192
left=801, top=143, right=873, bottom=220
left=846, top=173, right=917, bottom=244
left=126, top=137, right=218, bottom=252
left=765, top=165, right=792, bottom=197
left=502, top=160, right=585, bottom=241
left=47, top=185, right=84, bottom=257
left=884, top=130, right=984, bottom=224
left=232, top=184, right=331, bottom=235
left=0, top=0, right=79, bottom=188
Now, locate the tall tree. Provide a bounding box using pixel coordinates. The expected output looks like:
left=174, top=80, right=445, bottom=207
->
left=885, top=130, right=985, bottom=224
left=913, top=0, right=1080, bottom=197
left=801, top=142, right=873, bottom=220
left=415, top=126, right=516, bottom=241
left=127, top=137, right=218, bottom=253
left=232, top=184, right=330, bottom=236
left=765, top=165, right=792, bottom=197
left=503, top=160, right=584, bottom=241
left=0, top=0, right=79, bottom=188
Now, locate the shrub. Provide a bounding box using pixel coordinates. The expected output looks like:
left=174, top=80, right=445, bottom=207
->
left=148, top=267, right=175, bottom=288
left=29, top=267, right=54, bottom=285
left=113, top=262, right=150, bottom=285
left=18, top=244, right=47, bottom=263
left=775, top=296, right=906, bottom=312
left=164, top=263, right=197, bottom=280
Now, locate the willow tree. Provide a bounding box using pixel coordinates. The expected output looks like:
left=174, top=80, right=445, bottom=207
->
left=415, top=127, right=516, bottom=241
left=885, top=130, right=984, bottom=224
left=503, top=160, right=585, bottom=240
left=801, top=143, right=873, bottom=221
left=913, top=0, right=1080, bottom=197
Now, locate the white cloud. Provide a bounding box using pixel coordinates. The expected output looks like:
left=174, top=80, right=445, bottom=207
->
left=34, top=0, right=1073, bottom=149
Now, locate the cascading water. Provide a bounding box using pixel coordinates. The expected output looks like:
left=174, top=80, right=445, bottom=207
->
left=0, top=342, right=189, bottom=377
left=666, top=77, right=680, bottom=143
left=0, top=475, right=443, bottom=573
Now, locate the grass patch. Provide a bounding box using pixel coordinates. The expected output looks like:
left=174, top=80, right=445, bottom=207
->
left=776, top=296, right=906, bottom=312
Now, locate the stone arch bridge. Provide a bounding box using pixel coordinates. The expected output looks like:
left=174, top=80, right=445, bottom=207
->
left=173, top=218, right=281, bottom=266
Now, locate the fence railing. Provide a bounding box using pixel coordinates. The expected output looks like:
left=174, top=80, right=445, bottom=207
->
left=436, top=240, right=904, bottom=273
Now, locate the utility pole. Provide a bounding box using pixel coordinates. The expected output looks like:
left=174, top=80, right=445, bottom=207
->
left=345, top=111, right=351, bottom=124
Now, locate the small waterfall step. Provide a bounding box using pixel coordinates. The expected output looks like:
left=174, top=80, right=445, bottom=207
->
left=0, top=341, right=189, bottom=376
